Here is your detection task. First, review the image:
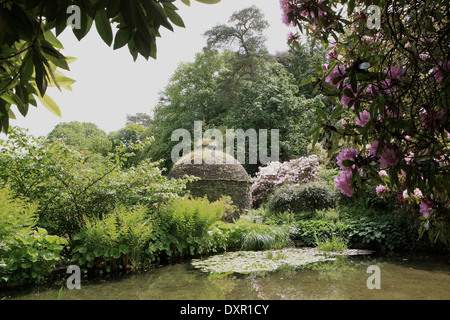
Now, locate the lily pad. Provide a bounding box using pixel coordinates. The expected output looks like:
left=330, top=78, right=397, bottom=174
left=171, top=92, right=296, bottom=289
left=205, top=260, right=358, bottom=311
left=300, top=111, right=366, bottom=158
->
left=191, top=248, right=373, bottom=274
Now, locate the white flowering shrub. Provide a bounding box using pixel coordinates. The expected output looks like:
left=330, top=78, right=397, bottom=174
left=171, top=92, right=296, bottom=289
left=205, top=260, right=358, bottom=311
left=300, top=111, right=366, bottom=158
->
left=251, top=155, right=320, bottom=206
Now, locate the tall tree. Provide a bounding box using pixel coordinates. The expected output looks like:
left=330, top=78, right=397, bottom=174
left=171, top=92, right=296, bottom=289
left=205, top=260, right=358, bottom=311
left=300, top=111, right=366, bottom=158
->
left=47, top=121, right=111, bottom=157
left=146, top=50, right=227, bottom=169
left=126, top=112, right=153, bottom=127
left=276, top=40, right=327, bottom=99
left=204, top=6, right=272, bottom=109
left=224, top=63, right=321, bottom=174
left=204, top=5, right=269, bottom=57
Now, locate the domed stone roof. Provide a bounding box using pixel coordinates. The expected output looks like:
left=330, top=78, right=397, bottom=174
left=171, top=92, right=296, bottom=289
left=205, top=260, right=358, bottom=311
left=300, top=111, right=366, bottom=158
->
left=168, top=140, right=252, bottom=221
left=168, top=140, right=251, bottom=183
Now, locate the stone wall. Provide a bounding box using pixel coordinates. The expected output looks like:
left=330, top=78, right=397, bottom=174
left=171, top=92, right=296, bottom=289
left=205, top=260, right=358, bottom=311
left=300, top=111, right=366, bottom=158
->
left=185, top=180, right=252, bottom=222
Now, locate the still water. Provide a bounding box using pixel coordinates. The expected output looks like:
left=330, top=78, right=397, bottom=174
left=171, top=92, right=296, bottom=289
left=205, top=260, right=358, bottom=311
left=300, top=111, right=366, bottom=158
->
left=3, top=253, right=450, bottom=300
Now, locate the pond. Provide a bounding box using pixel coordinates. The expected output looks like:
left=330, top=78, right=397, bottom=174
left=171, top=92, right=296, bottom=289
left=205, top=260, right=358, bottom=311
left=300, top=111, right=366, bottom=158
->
left=2, top=250, right=450, bottom=300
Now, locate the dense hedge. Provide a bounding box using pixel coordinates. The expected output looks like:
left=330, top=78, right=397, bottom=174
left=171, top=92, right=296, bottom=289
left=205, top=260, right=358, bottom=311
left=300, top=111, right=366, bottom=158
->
left=267, top=182, right=337, bottom=213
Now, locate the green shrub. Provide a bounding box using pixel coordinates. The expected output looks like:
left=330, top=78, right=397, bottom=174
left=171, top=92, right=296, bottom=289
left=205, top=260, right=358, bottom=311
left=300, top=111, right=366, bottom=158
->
left=207, top=221, right=293, bottom=252
left=0, top=127, right=191, bottom=237
left=71, top=205, right=153, bottom=272
left=0, top=187, right=67, bottom=287
left=149, top=197, right=225, bottom=259
left=1, top=228, right=67, bottom=287
left=314, top=167, right=340, bottom=187
left=0, top=187, right=38, bottom=243
left=292, top=220, right=351, bottom=246
left=314, top=233, right=348, bottom=252
left=349, top=216, right=418, bottom=251
left=267, top=182, right=337, bottom=214
left=316, top=207, right=341, bottom=223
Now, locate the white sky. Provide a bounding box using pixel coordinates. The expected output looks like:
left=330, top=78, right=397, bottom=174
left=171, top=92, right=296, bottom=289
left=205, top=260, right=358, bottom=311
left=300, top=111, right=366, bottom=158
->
left=11, top=0, right=294, bottom=137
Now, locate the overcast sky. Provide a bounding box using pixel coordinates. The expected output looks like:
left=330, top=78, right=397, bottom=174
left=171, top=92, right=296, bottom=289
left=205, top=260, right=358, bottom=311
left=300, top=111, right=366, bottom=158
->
left=11, top=0, right=294, bottom=137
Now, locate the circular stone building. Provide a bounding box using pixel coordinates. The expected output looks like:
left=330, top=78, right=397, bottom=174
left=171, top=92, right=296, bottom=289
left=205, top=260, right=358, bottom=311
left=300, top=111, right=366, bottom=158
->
left=168, top=141, right=252, bottom=222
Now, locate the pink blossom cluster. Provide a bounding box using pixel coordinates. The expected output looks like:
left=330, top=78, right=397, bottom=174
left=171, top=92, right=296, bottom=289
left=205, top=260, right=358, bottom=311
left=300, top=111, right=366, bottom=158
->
left=324, top=64, right=346, bottom=88
left=419, top=108, right=448, bottom=131
left=335, top=141, right=404, bottom=197
left=429, top=61, right=450, bottom=84
left=356, top=110, right=370, bottom=127
left=334, top=149, right=359, bottom=197
left=369, top=140, right=402, bottom=168
left=279, top=0, right=328, bottom=29
left=251, top=155, right=320, bottom=203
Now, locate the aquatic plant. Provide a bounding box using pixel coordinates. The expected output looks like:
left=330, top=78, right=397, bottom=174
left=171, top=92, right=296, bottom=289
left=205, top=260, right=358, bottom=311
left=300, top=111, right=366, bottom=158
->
left=191, top=248, right=372, bottom=274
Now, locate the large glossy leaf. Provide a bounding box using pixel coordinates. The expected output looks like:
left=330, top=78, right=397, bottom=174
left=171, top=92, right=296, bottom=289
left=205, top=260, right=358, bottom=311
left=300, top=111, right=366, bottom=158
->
left=195, top=0, right=221, bottom=4
left=37, top=93, right=62, bottom=117
left=73, top=11, right=93, bottom=41
left=95, top=9, right=113, bottom=46
left=32, top=49, right=48, bottom=97
left=113, top=28, right=132, bottom=50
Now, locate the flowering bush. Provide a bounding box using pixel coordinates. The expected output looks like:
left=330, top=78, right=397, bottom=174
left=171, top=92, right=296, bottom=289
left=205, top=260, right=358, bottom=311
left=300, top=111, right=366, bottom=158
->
left=251, top=155, right=320, bottom=206
left=281, top=0, right=450, bottom=244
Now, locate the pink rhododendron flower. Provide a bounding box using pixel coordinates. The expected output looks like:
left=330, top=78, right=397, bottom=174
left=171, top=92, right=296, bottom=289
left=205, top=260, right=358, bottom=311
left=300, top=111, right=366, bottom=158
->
left=376, top=185, right=387, bottom=198
left=336, top=148, right=358, bottom=172
left=340, top=84, right=361, bottom=108
left=378, top=170, right=388, bottom=177
left=287, top=32, right=299, bottom=42
left=251, top=155, right=320, bottom=203
left=414, top=188, right=423, bottom=199
left=369, top=140, right=380, bottom=158
left=419, top=200, right=432, bottom=218
left=334, top=171, right=353, bottom=197
left=419, top=108, right=448, bottom=130
left=385, top=66, right=406, bottom=80
left=325, top=64, right=346, bottom=88
left=429, top=61, right=450, bottom=84
left=402, top=189, right=409, bottom=199
left=326, top=48, right=338, bottom=60
left=356, top=110, right=370, bottom=127
left=379, top=144, right=402, bottom=168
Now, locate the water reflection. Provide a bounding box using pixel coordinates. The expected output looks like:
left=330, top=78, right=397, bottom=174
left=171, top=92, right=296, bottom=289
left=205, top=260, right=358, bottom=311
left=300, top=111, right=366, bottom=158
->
left=3, top=253, right=450, bottom=300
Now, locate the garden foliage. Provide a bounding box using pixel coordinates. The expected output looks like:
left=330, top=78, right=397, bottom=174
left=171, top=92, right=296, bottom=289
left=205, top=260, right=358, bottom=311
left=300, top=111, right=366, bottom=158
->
left=0, top=127, right=191, bottom=237
left=0, top=187, right=67, bottom=287
left=71, top=205, right=153, bottom=272
left=267, top=182, right=337, bottom=214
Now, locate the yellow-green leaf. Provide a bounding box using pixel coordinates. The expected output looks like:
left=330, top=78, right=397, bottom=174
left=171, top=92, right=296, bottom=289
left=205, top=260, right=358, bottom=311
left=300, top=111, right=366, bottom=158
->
left=195, top=0, right=221, bottom=4
left=37, top=93, right=61, bottom=117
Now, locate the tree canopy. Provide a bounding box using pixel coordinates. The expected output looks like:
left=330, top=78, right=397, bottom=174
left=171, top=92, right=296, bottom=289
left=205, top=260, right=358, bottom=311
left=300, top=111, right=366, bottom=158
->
left=47, top=120, right=111, bottom=156
left=143, top=7, right=325, bottom=174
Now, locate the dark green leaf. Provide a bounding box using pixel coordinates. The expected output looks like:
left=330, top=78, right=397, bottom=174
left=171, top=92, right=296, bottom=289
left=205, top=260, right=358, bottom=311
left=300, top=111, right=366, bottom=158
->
left=32, top=49, right=48, bottom=97
left=73, top=11, right=93, bottom=41
left=348, top=0, right=356, bottom=16
left=164, top=7, right=185, bottom=28
left=95, top=9, right=113, bottom=46
left=113, top=28, right=132, bottom=50
left=20, top=51, right=34, bottom=85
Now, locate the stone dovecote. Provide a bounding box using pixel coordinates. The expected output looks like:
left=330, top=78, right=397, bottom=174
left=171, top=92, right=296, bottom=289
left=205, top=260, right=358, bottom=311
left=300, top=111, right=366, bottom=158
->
left=168, top=140, right=252, bottom=222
